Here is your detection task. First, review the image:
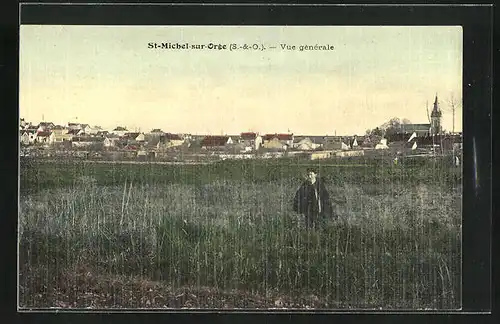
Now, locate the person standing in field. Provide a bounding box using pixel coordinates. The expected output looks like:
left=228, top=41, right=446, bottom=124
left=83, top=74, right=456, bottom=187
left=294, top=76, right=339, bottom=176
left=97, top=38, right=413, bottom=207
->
left=292, top=168, right=335, bottom=230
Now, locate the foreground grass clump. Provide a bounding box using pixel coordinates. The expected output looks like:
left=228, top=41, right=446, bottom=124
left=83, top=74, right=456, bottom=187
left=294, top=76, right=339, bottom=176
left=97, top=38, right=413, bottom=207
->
left=19, top=159, right=461, bottom=309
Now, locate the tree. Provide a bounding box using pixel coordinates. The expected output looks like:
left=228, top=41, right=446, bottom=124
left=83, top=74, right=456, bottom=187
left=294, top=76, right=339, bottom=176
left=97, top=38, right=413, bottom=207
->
left=366, top=127, right=383, bottom=137
left=373, top=127, right=384, bottom=136
left=366, top=117, right=411, bottom=137
left=381, top=117, right=401, bottom=130
left=447, top=93, right=461, bottom=134
left=382, top=117, right=411, bottom=136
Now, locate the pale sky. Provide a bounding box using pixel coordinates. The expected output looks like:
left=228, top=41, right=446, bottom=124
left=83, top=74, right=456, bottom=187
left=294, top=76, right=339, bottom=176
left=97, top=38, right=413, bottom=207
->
left=19, top=25, right=462, bottom=135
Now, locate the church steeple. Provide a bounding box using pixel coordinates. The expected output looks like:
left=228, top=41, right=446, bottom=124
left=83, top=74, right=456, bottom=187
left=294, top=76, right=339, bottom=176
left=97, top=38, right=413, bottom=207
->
left=430, top=93, right=442, bottom=135
left=431, top=94, right=442, bottom=118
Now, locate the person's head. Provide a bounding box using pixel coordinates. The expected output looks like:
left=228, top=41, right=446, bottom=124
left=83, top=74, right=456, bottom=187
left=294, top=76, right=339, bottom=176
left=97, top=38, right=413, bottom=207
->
left=305, top=167, right=318, bottom=184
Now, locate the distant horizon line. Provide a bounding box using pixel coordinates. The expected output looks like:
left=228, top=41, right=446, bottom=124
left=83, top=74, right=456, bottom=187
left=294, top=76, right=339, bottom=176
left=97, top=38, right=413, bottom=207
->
left=20, top=118, right=461, bottom=136
left=17, top=118, right=349, bottom=135
left=20, top=128, right=462, bottom=137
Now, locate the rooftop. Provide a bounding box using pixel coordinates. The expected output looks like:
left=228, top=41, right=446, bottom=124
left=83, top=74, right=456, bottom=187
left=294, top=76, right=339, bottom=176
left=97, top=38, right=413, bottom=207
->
left=400, top=124, right=431, bottom=132
left=201, top=136, right=229, bottom=146
left=263, top=133, right=294, bottom=141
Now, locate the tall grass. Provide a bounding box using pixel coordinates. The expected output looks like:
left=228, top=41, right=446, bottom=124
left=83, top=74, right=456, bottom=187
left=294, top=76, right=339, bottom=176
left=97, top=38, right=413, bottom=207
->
left=18, top=159, right=461, bottom=309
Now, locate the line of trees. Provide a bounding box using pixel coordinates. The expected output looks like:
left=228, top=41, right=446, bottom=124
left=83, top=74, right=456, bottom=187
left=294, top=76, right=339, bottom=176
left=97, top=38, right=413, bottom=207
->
left=365, top=117, right=412, bottom=137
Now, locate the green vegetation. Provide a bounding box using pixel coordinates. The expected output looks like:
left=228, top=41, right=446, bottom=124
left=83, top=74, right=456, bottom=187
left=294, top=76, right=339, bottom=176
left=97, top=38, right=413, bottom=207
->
left=18, top=157, right=461, bottom=309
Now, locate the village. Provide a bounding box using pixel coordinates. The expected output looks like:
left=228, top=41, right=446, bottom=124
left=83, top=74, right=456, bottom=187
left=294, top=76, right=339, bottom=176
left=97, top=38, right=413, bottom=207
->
left=19, top=95, right=462, bottom=163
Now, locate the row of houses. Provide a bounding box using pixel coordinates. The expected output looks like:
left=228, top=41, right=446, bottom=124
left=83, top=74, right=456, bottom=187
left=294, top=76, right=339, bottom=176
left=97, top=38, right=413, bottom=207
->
left=20, top=130, right=461, bottom=154
left=195, top=133, right=383, bottom=151
left=192, top=131, right=462, bottom=154
left=19, top=120, right=462, bottom=155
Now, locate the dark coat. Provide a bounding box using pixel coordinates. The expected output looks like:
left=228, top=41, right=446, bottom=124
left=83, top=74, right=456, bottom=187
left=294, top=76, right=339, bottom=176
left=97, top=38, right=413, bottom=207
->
left=292, top=177, right=335, bottom=225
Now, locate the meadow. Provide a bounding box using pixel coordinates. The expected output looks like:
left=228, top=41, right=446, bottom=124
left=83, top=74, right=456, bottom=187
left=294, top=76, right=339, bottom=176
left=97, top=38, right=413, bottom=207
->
left=18, top=156, right=462, bottom=309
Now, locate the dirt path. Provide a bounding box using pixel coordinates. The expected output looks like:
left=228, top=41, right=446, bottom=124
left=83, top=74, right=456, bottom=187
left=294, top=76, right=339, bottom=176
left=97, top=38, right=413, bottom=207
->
left=19, top=265, right=351, bottom=310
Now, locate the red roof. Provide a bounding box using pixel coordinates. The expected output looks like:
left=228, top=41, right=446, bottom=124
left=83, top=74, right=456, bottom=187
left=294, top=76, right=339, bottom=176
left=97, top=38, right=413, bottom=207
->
left=201, top=136, right=229, bottom=146
left=263, top=133, right=293, bottom=141
left=240, top=132, right=257, bottom=140
left=123, top=144, right=137, bottom=150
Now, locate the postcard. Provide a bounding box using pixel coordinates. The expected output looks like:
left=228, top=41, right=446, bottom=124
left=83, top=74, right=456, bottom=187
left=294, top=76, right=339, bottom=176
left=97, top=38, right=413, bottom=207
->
left=19, top=24, right=463, bottom=311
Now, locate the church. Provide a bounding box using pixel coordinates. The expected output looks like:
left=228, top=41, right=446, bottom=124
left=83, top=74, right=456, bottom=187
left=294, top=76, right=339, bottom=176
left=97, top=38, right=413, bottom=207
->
left=429, top=94, right=443, bottom=136
left=399, top=94, right=442, bottom=137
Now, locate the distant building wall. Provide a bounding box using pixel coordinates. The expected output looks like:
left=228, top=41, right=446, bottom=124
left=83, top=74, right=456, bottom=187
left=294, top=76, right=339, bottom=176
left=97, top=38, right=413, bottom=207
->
left=263, top=138, right=286, bottom=150
left=336, top=150, right=365, bottom=157
left=311, top=151, right=334, bottom=160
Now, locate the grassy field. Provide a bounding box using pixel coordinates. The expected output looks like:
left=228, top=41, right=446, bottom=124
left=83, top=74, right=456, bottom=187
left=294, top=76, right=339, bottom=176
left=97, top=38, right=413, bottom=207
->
left=18, top=157, right=462, bottom=309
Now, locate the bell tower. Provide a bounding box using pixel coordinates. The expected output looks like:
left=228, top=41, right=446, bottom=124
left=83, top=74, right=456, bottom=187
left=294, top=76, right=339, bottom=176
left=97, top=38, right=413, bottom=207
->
left=430, top=94, right=442, bottom=136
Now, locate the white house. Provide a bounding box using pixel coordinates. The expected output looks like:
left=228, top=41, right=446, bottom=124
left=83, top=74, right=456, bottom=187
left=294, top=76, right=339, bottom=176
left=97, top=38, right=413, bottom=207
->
left=294, top=137, right=323, bottom=151
left=20, top=131, right=30, bottom=145
left=135, top=133, right=146, bottom=142
left=103, top=136, right=121, bottom=148
left=71, top=124, right=89, bottom=135
left=26, top=130, right=38, bottom=144
left=81, top=125, right=103, bottom=135
left=49, top=132, right=73, bottom=144
left=295, top=138, right=314, bottom=151
left=375, top=138, right=389, bottom=150
left=255, top=135, right=263, bottom=151
left=35, top=131, right=51, bottom=144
